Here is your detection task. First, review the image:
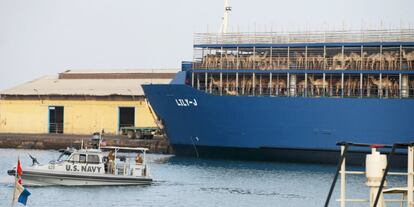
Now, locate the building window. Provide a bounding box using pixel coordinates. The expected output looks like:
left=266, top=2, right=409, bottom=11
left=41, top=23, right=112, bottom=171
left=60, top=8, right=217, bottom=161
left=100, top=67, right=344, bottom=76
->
left=119, top=107, right=135, bottom=131
left=49, top=106, right=64, bottom=134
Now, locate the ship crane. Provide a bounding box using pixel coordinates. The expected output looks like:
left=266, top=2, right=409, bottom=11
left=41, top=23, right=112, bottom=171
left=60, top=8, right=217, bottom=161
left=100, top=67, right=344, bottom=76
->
left=219, top=0, right=231, bottom=34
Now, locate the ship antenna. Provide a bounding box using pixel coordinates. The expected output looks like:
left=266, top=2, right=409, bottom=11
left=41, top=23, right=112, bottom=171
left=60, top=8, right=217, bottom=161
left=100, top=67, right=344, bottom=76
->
left=219, top=0, right=231, bottom=34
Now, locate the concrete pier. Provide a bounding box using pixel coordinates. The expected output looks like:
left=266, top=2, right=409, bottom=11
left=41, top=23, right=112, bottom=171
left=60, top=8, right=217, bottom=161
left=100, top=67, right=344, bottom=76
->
left=0, top=133, right=173, bottom=154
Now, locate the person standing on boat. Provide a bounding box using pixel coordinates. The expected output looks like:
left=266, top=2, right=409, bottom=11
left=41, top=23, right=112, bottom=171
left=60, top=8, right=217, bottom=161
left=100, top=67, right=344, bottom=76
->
left=107, top=150, right=115, bottom=174
left=135, top=153, right=143, bottom=165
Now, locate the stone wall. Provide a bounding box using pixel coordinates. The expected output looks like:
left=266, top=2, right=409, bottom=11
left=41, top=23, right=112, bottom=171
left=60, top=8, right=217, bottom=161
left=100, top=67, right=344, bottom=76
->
left=0, top=133, right=173, bottom=154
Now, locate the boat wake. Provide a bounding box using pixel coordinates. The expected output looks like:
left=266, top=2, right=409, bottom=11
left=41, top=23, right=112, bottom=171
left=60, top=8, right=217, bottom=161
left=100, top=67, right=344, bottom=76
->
left=199, top=187, right=305, bottom=198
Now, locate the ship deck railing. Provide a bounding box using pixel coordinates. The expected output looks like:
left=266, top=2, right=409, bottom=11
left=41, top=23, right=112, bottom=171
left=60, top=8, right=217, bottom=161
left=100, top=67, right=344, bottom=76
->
left=191, top=46, right=414, bottom=71
left=197, top=86, right=414, bottom=99
left=194, top=29, right=414, bottom=45
left=191, top=72, right=414, bottom=99
left=192, top=29, right=414, bottom=71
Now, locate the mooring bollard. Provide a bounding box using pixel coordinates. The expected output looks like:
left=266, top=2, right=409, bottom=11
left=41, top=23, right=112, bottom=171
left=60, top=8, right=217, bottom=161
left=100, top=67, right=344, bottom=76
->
left=366, top=147, right=387, bottom=207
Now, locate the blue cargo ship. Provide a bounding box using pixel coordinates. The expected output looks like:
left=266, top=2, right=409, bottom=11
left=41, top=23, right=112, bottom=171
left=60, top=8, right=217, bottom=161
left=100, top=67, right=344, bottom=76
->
left=143, top=29, right=414, bottom=165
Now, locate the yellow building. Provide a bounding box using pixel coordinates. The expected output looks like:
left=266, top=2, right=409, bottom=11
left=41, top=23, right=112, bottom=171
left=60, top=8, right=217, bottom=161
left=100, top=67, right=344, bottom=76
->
left=0, top=70, right=177, bottom=135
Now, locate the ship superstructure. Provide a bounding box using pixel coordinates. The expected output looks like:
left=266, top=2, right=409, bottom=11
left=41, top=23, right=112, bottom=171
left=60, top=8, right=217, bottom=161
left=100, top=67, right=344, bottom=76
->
left=191, top=30, right=414, bottom=99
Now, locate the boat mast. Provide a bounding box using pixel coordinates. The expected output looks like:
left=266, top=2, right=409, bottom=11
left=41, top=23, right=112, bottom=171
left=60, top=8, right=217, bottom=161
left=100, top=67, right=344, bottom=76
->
left=219, top=0, right=232, bottom=34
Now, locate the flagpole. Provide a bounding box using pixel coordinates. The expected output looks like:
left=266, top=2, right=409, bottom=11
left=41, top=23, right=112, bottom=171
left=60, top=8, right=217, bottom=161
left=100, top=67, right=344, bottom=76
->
left=11, top=156, right=18, bottom=207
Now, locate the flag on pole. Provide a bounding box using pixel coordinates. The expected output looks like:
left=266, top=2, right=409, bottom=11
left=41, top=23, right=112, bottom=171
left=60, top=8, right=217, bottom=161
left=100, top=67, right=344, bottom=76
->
left=16, top=159, right=22, bottom=184
left=17, top=159, right=22, bottom=177
left=13, top=181, right=31, bottom=206
left=12, top=158, right=30, bottom=206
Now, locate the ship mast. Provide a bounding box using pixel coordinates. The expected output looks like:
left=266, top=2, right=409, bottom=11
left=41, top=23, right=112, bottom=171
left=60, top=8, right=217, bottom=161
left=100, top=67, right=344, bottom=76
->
left=219, top=0, right=232, bottom=34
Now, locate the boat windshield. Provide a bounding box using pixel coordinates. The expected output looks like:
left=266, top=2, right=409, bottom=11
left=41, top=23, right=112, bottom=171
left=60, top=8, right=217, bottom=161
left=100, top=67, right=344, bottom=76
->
left=57, top=152, right=70, bottom=162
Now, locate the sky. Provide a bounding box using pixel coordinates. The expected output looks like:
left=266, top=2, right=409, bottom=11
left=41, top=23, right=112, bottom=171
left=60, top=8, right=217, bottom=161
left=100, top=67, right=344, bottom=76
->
left=0, top=0, right=413, bottom=90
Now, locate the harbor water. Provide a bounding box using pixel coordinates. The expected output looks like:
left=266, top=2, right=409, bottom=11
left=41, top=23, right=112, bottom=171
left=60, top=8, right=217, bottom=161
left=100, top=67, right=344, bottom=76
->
left=0, top=148, right=406, bottom=207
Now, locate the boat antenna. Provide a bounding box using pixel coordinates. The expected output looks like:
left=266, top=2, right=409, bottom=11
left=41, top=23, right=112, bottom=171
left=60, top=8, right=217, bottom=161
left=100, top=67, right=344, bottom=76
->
left=219, top=0, right=231, bottom=34
left=98, top=129, right=104, bottom=150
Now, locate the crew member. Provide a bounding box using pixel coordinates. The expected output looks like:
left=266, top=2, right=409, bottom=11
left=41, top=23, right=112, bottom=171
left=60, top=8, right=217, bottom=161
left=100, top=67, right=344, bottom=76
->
left=135, top=153, right=143, bottom=164
left=107, top=150, right=115, bottom=174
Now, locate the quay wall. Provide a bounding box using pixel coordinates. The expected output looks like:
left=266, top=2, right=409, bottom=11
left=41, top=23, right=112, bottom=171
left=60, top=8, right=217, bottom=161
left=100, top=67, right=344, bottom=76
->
left=0, top=133, right=172, bottom=154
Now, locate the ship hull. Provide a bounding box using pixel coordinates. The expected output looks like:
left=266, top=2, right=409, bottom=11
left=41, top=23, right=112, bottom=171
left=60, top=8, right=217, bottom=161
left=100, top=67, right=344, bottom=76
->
left=171, top=144, right=408, bottom=166
left=143, top=84, right=414, bottom=165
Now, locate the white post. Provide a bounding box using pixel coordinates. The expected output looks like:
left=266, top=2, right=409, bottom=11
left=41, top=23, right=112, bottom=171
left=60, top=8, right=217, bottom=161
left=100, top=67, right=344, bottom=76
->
left=341, top=46, right=345, bottom=69
left=270, top=47, right=273, bottom=69
left=197, top=73, right=200, bottom=90
left=289, top=74, right=297, bottom=97
left=305, top=46, right=308, bottom=69
left=323, top=46, right=327, bottom=69
left=341, top=73, right=344, bottom=97
left=399, top=73, right=402, bottom=98
left=252, top=73, right=256, bottom=96
left=220, top=72, right=223, bottom=96
left=236, top=72, right=239, bottom=95
left=380, top=45, right=383, bottom=70
left=253, top=47, right=256, bottom=69
left=402, top=74, right=409, bottom=98
left=408, top=146, right=414, bottom=207
left=400, top=45, right=403, bottom=70
left=287, top=73, right=290, bottom=97
left=236, top=47, right=239, bottom=69
left=379, top=73, right=382, bottom=98
left=209, top=74, right=212, bottom=94
left=259, top=74, right=262, bottom=95
left=242, top=74, right=245, bottom=95
left=304, top=73, right=308, bottom=97
left=340, top=146, right=346, bottom=207
left=220, top=47, right=223, bottom=70
left=361, top=45, right=364, bottom=70
left=287, top=47, right=290, bottom=69
left=205, top=72, right=208, bottom=92
left=269, top=73, right=273, bottom=95
left=360, top=73, right=363, bottom=98
left=323, top=73, right=326, bottom=96
left=191, top=72, right=195, bottom=87
left=366, top=148, right=387, bottom=207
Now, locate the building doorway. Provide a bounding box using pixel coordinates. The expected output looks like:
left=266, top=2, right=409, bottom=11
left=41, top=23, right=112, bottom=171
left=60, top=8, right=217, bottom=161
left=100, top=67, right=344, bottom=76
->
left=49, top=106, right=64, bottom=134
left=119, top=107, right=135, bottom=131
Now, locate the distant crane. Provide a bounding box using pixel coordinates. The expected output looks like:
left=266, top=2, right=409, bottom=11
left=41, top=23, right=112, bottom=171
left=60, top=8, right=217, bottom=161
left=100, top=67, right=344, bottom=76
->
left=219, top=0, right=232, bottom=34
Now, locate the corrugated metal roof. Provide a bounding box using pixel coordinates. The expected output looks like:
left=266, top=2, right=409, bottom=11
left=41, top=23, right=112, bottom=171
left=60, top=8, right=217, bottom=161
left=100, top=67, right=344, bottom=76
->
left=62, top=69, right=180, bottom=74
left=58, top=70, right=177, bottom=80
left=0, top=75, right=171, bottom=96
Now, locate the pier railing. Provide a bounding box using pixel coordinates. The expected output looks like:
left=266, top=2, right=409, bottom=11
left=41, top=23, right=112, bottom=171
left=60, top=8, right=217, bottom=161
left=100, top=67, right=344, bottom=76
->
left=324, top=142, right=414, bottom=207
left=194, top=29, right=414, bottom=45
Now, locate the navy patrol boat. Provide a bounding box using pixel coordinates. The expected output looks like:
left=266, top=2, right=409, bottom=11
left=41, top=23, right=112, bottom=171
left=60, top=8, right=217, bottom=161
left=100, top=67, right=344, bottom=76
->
left=7, top=137, right=152, bottom=186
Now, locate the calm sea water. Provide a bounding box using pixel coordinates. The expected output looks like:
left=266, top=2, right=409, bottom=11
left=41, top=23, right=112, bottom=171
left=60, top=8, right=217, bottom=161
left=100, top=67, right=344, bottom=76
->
left=0, top=148, right=406, bottom=207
